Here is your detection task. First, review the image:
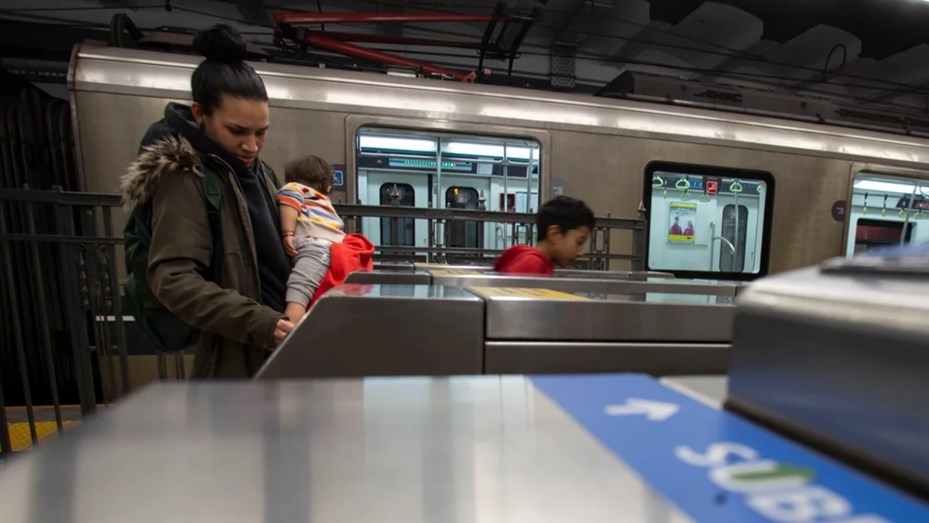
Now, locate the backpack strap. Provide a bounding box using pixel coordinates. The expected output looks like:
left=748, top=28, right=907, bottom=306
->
left=202, top=171, right=224, bottom=284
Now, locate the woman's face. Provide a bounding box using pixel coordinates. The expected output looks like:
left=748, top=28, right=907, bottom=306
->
left=193, top=95, right=270, bottom=167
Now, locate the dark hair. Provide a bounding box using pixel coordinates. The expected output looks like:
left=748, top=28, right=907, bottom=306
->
left=537, top=196, right=595, bottom=242
left=285, top=156, right=333, bottom=192
left=191, top=24, right=268, bottom=115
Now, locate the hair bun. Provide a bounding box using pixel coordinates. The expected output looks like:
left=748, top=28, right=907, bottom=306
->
left=193, top=24, right=248, bottom=63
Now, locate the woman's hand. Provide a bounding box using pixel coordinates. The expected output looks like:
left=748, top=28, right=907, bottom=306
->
left=274, top=318, right=295, bottom=344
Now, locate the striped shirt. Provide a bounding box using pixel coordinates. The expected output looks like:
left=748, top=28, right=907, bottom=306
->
left=276, top=182, right=345, bottom=243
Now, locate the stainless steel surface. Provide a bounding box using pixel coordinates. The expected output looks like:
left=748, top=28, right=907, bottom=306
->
left=0, top=379, right=693, bottom=523
left=348, top=270, right=742, bottom=296
left=372, top=261, right=417, bottom=272
left=432, top=273, right=742, bottom=297
left=555, top=269, right=675, bottom=280
left=416, top=263, right=494, bottom=273
left=256, top=284, right=484, bottom=379
left=344, top=270, right=432, bottom=285
left=727, top=265, right=929, bottom=495
left=476, top=289, right=735, bottom=342
left=485, top=342, right=730, bottom=375
left=662, top=376, right=729, bottom=405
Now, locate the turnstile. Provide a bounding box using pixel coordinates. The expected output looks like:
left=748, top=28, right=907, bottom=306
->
left=476, top=287, right=733, bottom=374
left=257, top=285, right=484, bottom=379
left=726, top=250, right=929, bottom=498
left=4, top=374, right=927, bottom=523
left=256, top=280, right=734, bottom=379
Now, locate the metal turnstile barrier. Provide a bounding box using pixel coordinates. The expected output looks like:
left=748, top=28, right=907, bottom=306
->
left=256, top=285, right=484, bottom=380
left=726, top=251, right=929, bottom=498
left=256, top=276, right=735, bottom=379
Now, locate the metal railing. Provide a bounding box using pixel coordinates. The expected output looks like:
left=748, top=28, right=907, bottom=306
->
left=338, top=203, right=646, bottom=270
left=0, top=186, right=125, bottom=456
left=0, top=186, right=646, bottom=456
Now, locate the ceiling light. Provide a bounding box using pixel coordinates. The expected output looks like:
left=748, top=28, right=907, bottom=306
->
left=359, top=136, right=435, bottom=152
left=853, top=179, right=921, bottom=195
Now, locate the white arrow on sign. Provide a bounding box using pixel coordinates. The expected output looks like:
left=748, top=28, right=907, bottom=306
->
left=604, top=398, right=679, bottom=421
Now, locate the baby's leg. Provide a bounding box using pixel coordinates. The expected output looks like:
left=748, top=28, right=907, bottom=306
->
left=284, top=238, right=332, bottom=322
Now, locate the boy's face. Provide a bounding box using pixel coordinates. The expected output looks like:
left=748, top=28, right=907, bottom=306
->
left=548, top=225, right=591, bottom=267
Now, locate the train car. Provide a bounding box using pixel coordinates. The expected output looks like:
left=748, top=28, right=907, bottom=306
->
left=69, top=42, right=929, bottom=281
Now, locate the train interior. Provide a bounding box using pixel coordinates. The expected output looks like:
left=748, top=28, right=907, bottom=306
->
left=647, top=164, right=771, bottom=276
left=356, top=128, right=540, bottom=259
left=845, top=173, right=929, bottom=256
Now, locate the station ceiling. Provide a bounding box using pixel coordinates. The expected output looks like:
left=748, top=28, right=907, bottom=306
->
left=3, top=0, right=929, bottom=111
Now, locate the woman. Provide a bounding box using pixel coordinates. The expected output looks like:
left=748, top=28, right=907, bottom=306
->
left=121, top=24, right=294, bottom=378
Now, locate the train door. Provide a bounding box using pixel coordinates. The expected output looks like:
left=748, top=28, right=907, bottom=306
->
left=718, top=204, right=749, bottom=272
left=845, top=172, right=929, bottom=256
left=359, top=171, right=430, bottom=247
left=380, top=182, right=416, bottom=246
left=444, top=186, right=480, bottom=248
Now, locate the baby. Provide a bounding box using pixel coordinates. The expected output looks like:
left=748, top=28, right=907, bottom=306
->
left=276, top=155, right=345, bottom=323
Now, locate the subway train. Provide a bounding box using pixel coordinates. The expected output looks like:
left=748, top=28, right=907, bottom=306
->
left=69, top=42, right=929, bottom=281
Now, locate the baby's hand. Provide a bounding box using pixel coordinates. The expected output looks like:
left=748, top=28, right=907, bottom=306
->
left=284, top=235, right=297, bottom=257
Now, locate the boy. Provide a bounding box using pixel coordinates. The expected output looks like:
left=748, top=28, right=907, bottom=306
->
left=494, top=196, right=595, bottom=275
left=277, top=156, right=345, bottom=323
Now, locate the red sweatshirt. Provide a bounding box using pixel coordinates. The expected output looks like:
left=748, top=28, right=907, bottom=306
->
left=493, top=245, right=554, bottom=275
left=310, top=233, right=375, bottom=306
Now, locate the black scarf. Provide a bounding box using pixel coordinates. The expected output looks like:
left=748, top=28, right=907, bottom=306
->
left=142, top=103, right=291, bottom=312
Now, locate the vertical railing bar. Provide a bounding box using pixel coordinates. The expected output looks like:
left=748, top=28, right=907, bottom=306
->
left=63, top=199, right=98, bottom=415
left=428, top=217, right=435, bottom=263
left=101, top=206, right=130, bottom=395
left=94, top=263, right=117, bottom=405
left=157, top=351, right=167, bottom=381
left=53, top=195, right=94, bottom=415
left=0, top=202, right=38, bottom=446
left=81, top=208, right=113, bottom=407
left=0, top=201, right=14, bottom=455
left=177, top=351, right=186, bottom=380
left=24, top=198, right=63, bottom=432
left=0, top=363, right=11, bottom=454
left=602, top=226, right=607, bottom=269
left=174, top=352, right=184, bottom=381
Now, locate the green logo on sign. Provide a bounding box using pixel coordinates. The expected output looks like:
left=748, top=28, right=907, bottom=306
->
left=730, top=464, right=814, bottom=485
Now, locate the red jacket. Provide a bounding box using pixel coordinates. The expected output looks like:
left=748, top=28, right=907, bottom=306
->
left=310, top=233, right=375, bottom=306
left=493, top=245, right=554, bottom=275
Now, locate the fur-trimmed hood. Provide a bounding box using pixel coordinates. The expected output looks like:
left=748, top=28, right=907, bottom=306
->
left=120, top=135, right=203, bottom=211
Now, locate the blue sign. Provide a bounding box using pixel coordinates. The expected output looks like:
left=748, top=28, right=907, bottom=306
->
left=531, top=374, right=929, bottom=523
left=333, top=170, right=344, bottom=187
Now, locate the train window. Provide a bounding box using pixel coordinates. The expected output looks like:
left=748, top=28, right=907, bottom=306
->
left=846, top=173, right=929, bottom=257
left=445, top=186, right=480, bottom=248
left=643, top=162, right=775, bottom=280
left=356, top=127, right=541, bottom=260
left=379, top=183, right=415, bottom=246
left=853, top=220, right=913, bottom=255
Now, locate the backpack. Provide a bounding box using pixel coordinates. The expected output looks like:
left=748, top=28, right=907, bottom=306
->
left=123, top=171, right=224, bottom=352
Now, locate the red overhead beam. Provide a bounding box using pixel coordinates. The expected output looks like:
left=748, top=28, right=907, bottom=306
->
left=304, top=33, right=469, bottom=81
left=299, top=30, right=485, bottom=50
left=273, top=4, right=538, bottom=83
left=275, top=12, right=500, bottom=25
